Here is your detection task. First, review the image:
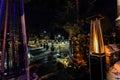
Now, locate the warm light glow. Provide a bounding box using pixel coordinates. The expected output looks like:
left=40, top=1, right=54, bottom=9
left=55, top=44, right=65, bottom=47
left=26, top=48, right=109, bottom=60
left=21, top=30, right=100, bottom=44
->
left=116, top=0, right=120, bottom=26
left=113, top=61, right=120, bottom=73
left=105, top=46, right=111, bottom=55
left=93, top=31, right=99, bottom=53
left=117, top=0, right=120, bottom=17
left=90, top=17, right=104, bottom=54
left=92, top=20, right=99, bottom=53
left=117, top=0, right=120, bottom=6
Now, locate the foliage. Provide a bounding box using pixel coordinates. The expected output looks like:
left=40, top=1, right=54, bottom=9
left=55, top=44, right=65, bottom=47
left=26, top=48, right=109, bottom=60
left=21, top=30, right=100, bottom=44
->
left=54, top=0, right=77, bottom=25
left=71, top=34, right=89, bottom=65
left=77, top=34, right=89, bottom=55
left=63, top=23, right=80, bottom=38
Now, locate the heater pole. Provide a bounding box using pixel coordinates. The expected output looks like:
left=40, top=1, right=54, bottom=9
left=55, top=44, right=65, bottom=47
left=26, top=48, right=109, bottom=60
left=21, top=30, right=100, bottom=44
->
left=100, top=56, right=103, bottom=80
left=1, top=0, right=8, bottom=79
left=20, top=0, right=30, bottom=79
left=89, top=52, right=92, bottom=80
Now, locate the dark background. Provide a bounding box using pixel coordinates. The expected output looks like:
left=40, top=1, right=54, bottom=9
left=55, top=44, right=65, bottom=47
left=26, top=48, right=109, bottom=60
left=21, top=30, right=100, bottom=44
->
left=24, top=0, right=117, bottom=35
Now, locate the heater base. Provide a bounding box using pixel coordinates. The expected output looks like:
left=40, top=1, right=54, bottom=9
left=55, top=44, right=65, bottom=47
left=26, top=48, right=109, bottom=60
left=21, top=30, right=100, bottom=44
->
left=90, top=53, right=106, bottom=80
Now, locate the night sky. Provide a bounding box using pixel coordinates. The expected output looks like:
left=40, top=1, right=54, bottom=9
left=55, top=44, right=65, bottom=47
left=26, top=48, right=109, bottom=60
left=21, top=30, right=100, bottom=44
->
left=24, top=0, right=117, bottom=34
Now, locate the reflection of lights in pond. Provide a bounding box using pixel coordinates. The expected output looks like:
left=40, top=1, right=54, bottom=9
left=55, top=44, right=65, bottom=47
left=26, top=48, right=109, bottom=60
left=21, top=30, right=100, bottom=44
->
left=58, top=34, right=61, bottom=37
left=43, top=31, right=46, bottom=34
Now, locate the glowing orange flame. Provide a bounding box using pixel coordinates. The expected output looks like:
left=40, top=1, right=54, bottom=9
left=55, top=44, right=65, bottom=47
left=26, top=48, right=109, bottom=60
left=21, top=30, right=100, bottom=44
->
left=90, top=18, right=104, bottom=54
left=93, top=31, right=99, bottom=53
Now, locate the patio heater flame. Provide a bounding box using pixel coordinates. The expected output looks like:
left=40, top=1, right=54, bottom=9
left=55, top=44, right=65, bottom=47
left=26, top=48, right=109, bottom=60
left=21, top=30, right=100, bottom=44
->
left=93, top=30, right=99, bottom=53
left=90, top=17, right=104, bottom=54
left=89, top=15, right=106, bottom=80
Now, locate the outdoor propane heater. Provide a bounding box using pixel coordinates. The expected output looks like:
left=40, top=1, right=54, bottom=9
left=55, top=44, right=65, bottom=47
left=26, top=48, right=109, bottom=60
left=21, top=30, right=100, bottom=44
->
left=88, top=14, right=106, bottom=80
